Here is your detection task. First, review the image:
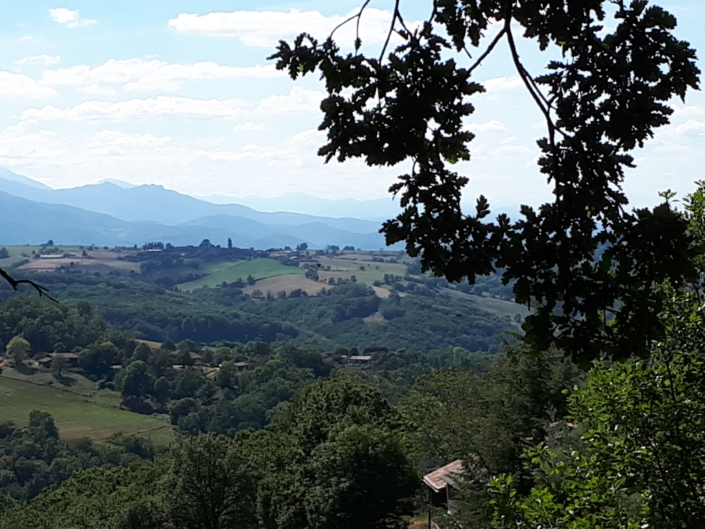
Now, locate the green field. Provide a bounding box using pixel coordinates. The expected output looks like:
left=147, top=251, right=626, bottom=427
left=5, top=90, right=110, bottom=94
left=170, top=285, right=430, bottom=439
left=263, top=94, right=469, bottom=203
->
left=179, top=258, right=304, bottom=291
left=0, top=371, right=174, bottom=444
left=447, top=290, right=529, bottom=320
left=317, top=256, right=408, bottom=285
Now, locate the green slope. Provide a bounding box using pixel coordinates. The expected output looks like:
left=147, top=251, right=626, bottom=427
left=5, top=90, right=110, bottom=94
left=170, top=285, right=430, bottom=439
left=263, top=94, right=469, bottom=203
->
left=178, top=258, right=303, bottom=291
left=0, top=373, right=173, bottom=444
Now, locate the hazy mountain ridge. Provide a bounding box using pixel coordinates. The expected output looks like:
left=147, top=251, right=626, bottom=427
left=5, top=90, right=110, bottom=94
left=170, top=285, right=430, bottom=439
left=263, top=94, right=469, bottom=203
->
left=198, top=192, right=401, bottom=221
left=0, top=169, right=395, bottom=249
left=0, top=172, right=382, bottom=231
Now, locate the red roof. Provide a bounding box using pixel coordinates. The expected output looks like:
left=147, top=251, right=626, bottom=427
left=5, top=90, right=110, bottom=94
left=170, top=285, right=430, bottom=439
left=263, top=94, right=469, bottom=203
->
left=423, top=460, right=463, bottom=493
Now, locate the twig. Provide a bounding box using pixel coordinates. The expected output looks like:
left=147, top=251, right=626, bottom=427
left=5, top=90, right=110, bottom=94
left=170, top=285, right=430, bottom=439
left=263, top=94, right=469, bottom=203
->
left=0, top=266, right=58, bottom=302
left=329, top=0, right=372, bottom=42
left=395, top=5, right=412, bottom=35
left=379, top=0, right=402, bottom=62
left=467, top=26, right=507, bottom=75
left=505, top=18, right=556, bottom=139
left=354, top=0, right=372, bottom=45
left=426, top=0, right=438, bottom=26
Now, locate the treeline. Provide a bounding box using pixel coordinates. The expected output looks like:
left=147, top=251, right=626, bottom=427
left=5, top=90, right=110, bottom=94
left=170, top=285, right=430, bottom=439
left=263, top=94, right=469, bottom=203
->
left=0, top=291, right=489, bottom=437
left=0, top=348, right=582, bottom=528
left=0, top=411, right=154, bottom=503
left=0, top=273, right=514, bottom=352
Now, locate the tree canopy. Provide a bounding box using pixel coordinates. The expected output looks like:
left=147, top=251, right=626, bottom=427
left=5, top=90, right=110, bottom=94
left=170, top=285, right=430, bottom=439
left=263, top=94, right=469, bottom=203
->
left=270, top=0, right=701, bottom=363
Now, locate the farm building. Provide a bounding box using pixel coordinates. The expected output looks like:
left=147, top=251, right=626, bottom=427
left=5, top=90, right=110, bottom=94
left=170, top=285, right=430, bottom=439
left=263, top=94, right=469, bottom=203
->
left=37, top=352, right=80, bottom=368
left=423, top=459, right=463, bottom=511
left=348, top=355, right=373, bottom=365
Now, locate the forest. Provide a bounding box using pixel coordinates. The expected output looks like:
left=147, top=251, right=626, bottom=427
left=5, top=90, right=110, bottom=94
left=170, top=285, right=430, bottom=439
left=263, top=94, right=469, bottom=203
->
left=0, top=270, right=517, bottom=353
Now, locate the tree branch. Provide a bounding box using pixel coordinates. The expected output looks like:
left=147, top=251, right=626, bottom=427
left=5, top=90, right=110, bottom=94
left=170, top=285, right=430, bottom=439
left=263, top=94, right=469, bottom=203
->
left=329, top=0, right=372, bottom=46
left=0, top=266, right=57, bottom=302
left=505, top=19, right=557, bottom=143
left=379, top=0, right=402, bottom=62
left=467, top=27, right=507, bottom=75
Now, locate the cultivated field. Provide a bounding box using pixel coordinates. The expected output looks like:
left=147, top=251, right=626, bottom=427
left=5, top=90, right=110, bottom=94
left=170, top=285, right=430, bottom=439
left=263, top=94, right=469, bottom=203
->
left=0, top=369, right=173, bottom=445
left=242, top=274, right=328, bottom=296
left=0, top=245, right=140, bottom=275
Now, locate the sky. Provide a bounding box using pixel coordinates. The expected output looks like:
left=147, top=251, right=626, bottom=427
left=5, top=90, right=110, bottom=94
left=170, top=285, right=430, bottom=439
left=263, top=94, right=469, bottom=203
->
left=0, top=0, right=703, bottom=211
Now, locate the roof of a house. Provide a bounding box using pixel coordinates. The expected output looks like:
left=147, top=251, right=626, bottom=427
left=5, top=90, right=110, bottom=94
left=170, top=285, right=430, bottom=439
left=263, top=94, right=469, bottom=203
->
left=349, top=355, right=373, bottom=362
left=136, top=339, right=162, bottom=350
left=423, top=460, right=464, bottom=493
left=50, top=352, right=80, bottom=359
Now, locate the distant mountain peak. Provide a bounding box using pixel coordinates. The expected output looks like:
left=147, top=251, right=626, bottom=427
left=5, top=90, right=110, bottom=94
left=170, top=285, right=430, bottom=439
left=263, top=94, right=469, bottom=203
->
left=96, top=179, right=136, bottom=189
left=0, top=168, right=52, bottom=190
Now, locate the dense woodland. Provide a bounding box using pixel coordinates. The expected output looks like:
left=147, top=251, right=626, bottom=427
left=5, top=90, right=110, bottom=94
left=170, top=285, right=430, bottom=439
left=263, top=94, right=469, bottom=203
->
left=0, top=272, right=515, bottom=353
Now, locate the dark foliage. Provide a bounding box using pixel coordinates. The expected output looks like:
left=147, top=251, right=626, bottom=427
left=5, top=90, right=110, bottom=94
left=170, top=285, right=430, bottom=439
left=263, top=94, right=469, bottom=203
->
left=269, top=0, right=700, bottom=363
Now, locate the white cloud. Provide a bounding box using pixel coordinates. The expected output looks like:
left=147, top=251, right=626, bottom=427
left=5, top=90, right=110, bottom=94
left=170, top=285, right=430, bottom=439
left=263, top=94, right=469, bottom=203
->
left=488, top=144, right=533, bottom=157
left=0, top=72, right=57, bottom=99
left=20, top=96, right=251, bottom=122
left=673, top=119, right=705, bottom=137
left=255, top=87, right=322, bottom=116
left=234, top=122, right=266, bottom=132
left=77, top=84, right=118, bottom=96
left=481, top=76, right=524, bottom=92
left=41, top=59, right=282, bottom=92
left=0, top=130, right=60, bottom=161
left=468, top=120, right=509, bottom=133
left=84, top=130, right=174, bottom=157
left=168, top=8, right=415, bottom=49
left=48, top=8, right=96, bottom=28
left=17, top=55, right=61, bottom=66
left=672, top=105, right=705, bottom=120
left=19, top=87, right=323, bottom=122
left=286, top=129, right=324, bottom=149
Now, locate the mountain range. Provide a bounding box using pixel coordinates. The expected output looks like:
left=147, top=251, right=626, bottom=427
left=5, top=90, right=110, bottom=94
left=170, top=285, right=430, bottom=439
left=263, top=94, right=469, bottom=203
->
left=0, top=168, right=401, bottom=249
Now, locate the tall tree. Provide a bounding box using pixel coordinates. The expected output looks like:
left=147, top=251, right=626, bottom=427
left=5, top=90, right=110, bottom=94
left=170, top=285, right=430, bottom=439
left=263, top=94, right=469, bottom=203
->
left=51, top=355, right=68, bottom=378
left=6, top=336, right=30, bottom=365
left=253, top=377, right=418, bottom=529
left=270, top=0, right=701, bottom=363
left=119, top=361, right=154, bottom=400
left=488, top=183, right=705, bottom=529
left=168, top=434, right=258, bottom=529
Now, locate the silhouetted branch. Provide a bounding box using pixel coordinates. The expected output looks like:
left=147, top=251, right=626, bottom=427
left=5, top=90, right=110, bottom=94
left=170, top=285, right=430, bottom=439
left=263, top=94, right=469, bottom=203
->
left=0, top=266, right=57, bottom=302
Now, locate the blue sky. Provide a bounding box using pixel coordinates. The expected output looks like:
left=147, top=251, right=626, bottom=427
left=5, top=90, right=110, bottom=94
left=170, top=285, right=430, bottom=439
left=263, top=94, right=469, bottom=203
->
left=0, top=1, right=702, bottom=211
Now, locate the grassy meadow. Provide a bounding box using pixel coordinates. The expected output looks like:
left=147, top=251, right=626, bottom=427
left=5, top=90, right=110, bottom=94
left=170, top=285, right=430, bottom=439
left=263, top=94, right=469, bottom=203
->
left=178, top=257, right=304, bottom=291
left=0, top=369, right=174, bottom=445
left=316, top=255, right=407, bottom=285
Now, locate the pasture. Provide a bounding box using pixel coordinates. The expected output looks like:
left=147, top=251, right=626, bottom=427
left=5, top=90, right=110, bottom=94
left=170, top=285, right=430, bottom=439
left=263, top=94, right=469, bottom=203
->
left=178, top=258, right=303, bottom=291
left=316, top=255, right=407, bottom=285
left=0, top=370, right=173, bottom=445
left=446, top=289, right=530, bottom=322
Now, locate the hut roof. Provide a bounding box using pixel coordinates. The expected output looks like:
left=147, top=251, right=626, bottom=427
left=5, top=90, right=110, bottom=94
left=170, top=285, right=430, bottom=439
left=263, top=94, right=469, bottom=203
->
left=423, top=460, right=463, bottom=493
